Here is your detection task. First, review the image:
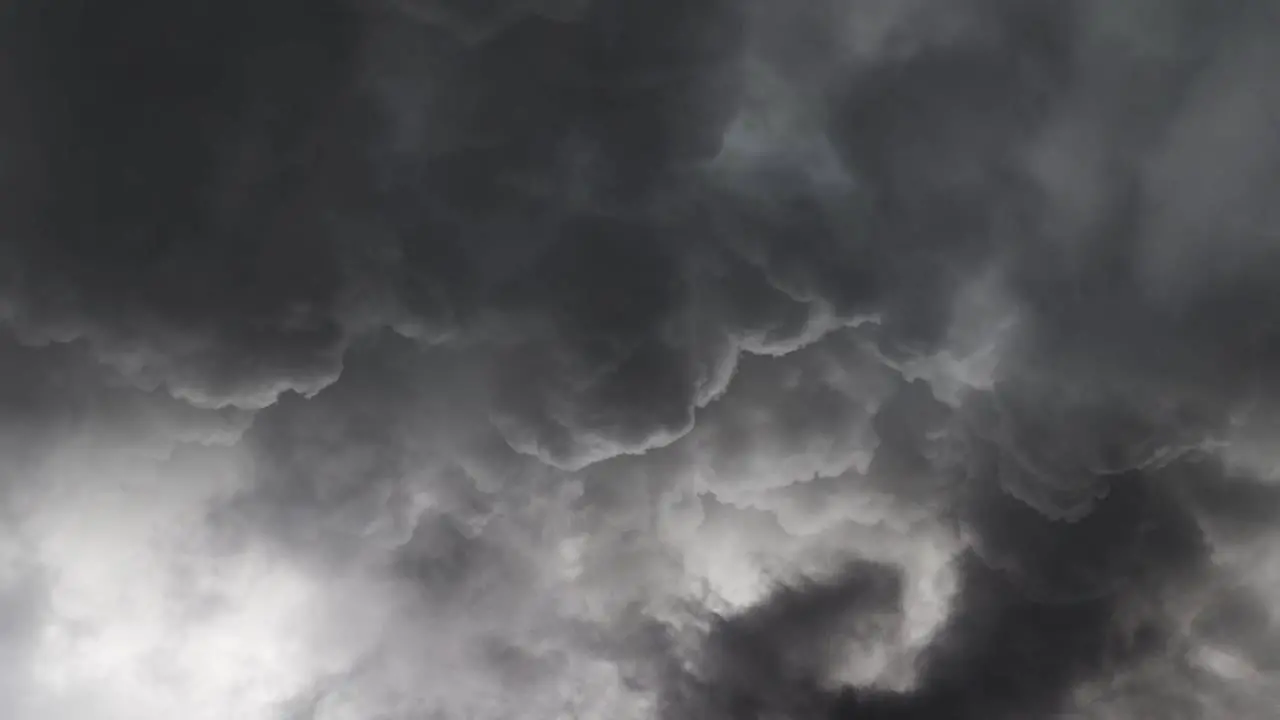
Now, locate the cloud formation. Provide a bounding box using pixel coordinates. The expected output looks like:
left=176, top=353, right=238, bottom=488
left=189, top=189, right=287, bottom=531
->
left=3, top=0, right=1280, bottom=718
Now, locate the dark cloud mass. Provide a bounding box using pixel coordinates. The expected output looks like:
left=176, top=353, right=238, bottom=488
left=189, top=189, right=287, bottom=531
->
left=2, top=0, right=1280, bottom=718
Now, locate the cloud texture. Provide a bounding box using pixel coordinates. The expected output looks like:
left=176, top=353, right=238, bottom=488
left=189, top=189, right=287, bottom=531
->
left=2, top=0, right=1280, bottom=717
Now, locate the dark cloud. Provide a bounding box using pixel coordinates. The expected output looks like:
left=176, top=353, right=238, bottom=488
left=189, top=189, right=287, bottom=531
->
left=0, top=0, right=367, bottom=408
left=3, top=0, right=1280, bottom=718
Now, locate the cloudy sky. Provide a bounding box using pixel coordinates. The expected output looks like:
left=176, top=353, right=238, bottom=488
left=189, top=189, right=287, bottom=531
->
left=2, top=0, right=1280, bottom=718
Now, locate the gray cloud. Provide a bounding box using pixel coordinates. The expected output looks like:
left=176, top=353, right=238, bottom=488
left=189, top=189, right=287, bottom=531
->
left=2, top=0, right=1280, bottom=718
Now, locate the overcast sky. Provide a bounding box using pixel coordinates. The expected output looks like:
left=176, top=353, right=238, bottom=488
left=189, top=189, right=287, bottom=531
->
left=2, top=0, right=1280, bottom=718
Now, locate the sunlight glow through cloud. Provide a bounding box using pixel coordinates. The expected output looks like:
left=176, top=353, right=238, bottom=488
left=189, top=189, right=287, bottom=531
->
left=14, top=447, right=354, bottom=720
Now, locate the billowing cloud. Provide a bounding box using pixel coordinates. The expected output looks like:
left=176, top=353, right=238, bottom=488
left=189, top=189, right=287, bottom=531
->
left=2, top=0, right=1280, bottom=718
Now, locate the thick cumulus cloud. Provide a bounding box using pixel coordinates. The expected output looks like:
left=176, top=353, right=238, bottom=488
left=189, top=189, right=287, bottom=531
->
left=4, top=0, right=1280, bottom=718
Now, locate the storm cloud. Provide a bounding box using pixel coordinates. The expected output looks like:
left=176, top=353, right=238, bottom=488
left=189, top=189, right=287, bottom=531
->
left=2, top=0, right=1280, bottom=718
